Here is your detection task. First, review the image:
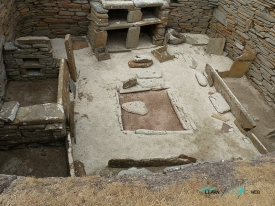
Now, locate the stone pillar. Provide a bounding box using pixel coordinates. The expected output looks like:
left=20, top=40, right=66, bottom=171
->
left=126, top=26, right=140, bottom=49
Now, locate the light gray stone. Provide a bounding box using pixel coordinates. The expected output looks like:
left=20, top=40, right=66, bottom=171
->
left=126, top=27, right=140, bottom=49
left=118, top=167, right=152, bottom=176
left=0, top=101, right=20, bottom=122
left=206, top=38, right=226, bottom=55
left=122, top=101, right=148, bottom=116
left=183, top=54, right=197, bottom=69
left=209, top=93, right=231, bottom=114
left=137, top=78, right=165, bottom=88
left=137, top=70, right=162, bottom=79
left=132, top=0, right=164, bottom=8
left=213, top=8, right=228, bottom=26
left=195, top=72, right=208, bottom=87
left=127, top=9, right=142, bottom=23
left=133, top=55, right=152, bottom=63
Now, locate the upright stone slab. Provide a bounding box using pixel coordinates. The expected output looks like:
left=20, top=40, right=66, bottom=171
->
left=0, top=101, right=20, bottom=122
left=127, top=9, right=142, bottom=23
left=65, top=34, right=77, bottom=82
left=206, top=38, right=226, bottom=55
left=227, top=61, right=252, bottom=78
left=126, top=27, right=140, bottom=49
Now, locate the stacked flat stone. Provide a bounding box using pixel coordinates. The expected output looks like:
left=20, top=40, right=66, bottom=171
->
left=16, top=0, right=90, bottom=38
left=3, top=37, right=60, bottom=81
left=87, top=0, right=169, bottom=61
left=206, top=0, right=275, bottom=110
left=168, top=0, right=214, bottom=34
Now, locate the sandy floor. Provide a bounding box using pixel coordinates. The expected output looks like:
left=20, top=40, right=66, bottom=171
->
left=52, top=36, right=260, bottom=175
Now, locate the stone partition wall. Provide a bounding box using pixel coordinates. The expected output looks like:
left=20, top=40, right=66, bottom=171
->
left=206, top=0, right=275, bottom=109
left=17, top=0, right=90, bottom=38
left=0, top=59, right=70, bottom=150
left=167, top=0, right=216, bottom=33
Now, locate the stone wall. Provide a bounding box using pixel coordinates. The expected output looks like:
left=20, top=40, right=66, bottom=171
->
left=0, top=59, right=70, bottom=150
left=17, top=0, right=90, bottom=38
left=206, top=0, right=275, bottom=109
left=167, top=0, right=216, bottom=33
left=3, top=37, right=59, bottom=81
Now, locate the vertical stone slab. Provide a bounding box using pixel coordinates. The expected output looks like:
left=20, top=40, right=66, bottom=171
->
left=206, top=38, right=226, bottom=55
left=127, top=9, right=142, bottom=23
left=65, top=34, right=77, bottom=82
left=126, top=27, right=141, bottom=49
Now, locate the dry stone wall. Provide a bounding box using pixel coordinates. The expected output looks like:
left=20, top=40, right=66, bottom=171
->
left=207, top=0, right=275, bottom=109
left=17, top=0, right=90, bottom=38
left=3, top=37, right=59, bottom=81
left=167, top=0, right=216, bottom=33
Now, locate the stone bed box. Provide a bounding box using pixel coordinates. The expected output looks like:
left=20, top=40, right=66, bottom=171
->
left=0, top=59, right=70, bottom=149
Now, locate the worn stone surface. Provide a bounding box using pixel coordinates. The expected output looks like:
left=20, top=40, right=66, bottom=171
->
left=206, top=38, right=226, bottom=55
left=195, top=72, right=208, bottom=87
left=133, top=55, right=152, bottom=63
left=211, top=113, right=230, bottom=122
left=126, top=27, right=141, bottom=49
left=127, top=10, right=142, bottom=23
left=137, top=70, right=162, bottom=79
left=227, top=61, right=252, bottom=78
left=16, top=37, right=50, bottom=45
left=213, top=8, right=227, bottom=26
left=209, top=93, right=231, bottom=114
left=152, top=46, right=174, bottom=63
left=123, top=78, right=137, bottom=89
left=203, top=71, right=213, bottom=87
left=137, top=78, right=165, bottom=88
left=128, top=60, right=153, bottom=68
left=121, top=101, right=148, bottom=116
left=235, top=52, right=256, bottom=61
left=57, top=59, right=70, bottom=121
left=13, top=103, right=65, bottom=125
left=118, top=167, right=152, bottom=176
left=65, top=34, right=77, bottom=82
left=0, top=101, right=20, bottom=122
left=166, top=29, right=186, bottom=45
left=132, top=0, right=164, bottom=8
left=183, top=54, right=197, bottom=69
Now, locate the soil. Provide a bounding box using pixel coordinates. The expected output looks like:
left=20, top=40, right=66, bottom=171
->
left=120, top=90, right=184, bottom=131
left=0, top=146, right=68, bottom=177
left=5, top=79, right=58, bottom=107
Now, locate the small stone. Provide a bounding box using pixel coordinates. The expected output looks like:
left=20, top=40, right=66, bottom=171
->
left=133, top=55, right=152, bottom=63
left=122, top=101, right=148, bottom=116
left=137, top=70, right=162, bottom=79
left=123, top=78, right=137, bottom=89
left=0, top=101, right=20, bottom=122
left=221, top=122, right=233, bottom=133
left=195, top=72, right=208, bottom=87
left=243, top=138, right=251, bottom=144
left=209, top=93, right=231, bottom=114
left=128, top=60, right=153, bottom=68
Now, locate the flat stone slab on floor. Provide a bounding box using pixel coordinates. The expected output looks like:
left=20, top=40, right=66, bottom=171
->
left=209, top=93, right=231, bottom=114
left=137, top=78, right=165, bottom=88
left=121, top=101, right=148, bottom=116
left=137, top=70, right=162, bottom=79
left=182, top=33, right=209, bottom=45
left=183, top=54, right=197, bottom=69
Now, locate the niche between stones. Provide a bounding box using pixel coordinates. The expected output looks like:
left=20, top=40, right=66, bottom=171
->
left=0, top=37, right=72, bottom=177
